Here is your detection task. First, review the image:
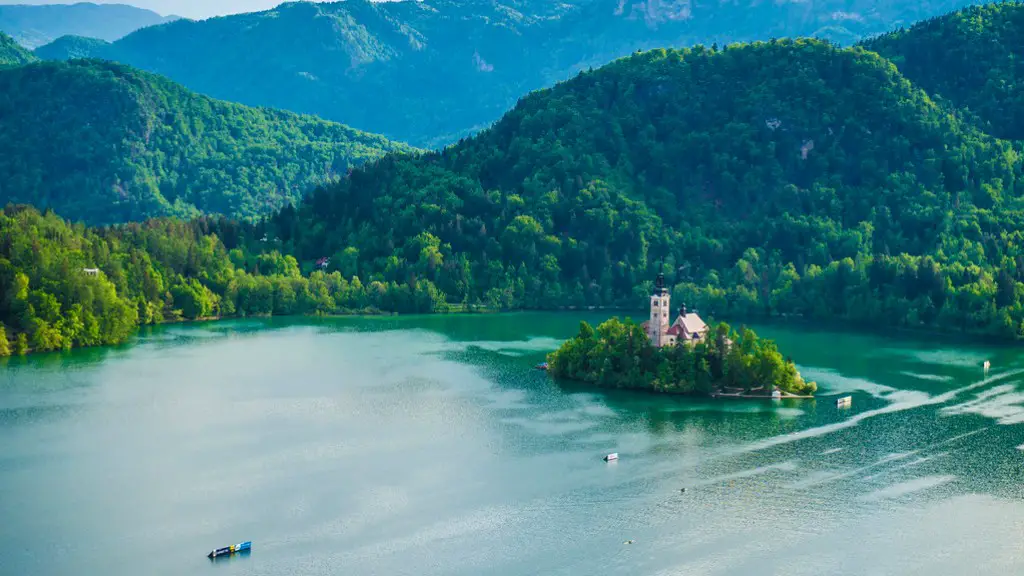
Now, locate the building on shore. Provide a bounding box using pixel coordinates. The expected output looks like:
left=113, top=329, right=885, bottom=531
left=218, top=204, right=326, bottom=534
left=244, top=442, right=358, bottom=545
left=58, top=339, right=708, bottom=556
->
left=641, top=273, right=708, bottom=348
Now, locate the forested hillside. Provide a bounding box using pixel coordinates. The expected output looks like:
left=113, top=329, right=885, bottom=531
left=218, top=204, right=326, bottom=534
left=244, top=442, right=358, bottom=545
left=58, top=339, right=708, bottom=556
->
left=33, top=34, right=110, bottom=61
left=31, top=0, right=984, bottom=146
left=0, top=31, right=35, bottom=68
left=0, top=59, right=411, bottom=225
left=862, top=2, right=1024, bottom=140
left=0, top=205, right=446, bottom=355
left=0, top=3, right=177, bottom=48
left=260, top=40, right=1024, bottom=339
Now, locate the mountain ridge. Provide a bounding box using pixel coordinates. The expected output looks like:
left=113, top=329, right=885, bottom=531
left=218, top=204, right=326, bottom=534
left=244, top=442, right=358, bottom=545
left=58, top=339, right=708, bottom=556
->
left=861, top=1, right=1024, bottom=140
left=0, top=30, right=36, bottom=67
left=0, top=58, right=413, bottom=225
left=32, top=0, right=987, bottom=146
left=0, top=2, right=178, bottom=48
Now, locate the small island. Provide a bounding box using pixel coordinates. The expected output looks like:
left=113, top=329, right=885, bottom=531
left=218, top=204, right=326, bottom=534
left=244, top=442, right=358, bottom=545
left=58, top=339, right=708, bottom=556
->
left=546, top=274, right=816, bottom=398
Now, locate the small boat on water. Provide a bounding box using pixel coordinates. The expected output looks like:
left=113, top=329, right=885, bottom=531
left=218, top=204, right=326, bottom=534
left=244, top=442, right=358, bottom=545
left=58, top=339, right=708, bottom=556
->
left=604, top=452, right=618, bottom=462
left=535, top=362, right=549, bottom=371
left=836, top=396, right=852, bottom=408
left=208, top=541, right=251, bottom=559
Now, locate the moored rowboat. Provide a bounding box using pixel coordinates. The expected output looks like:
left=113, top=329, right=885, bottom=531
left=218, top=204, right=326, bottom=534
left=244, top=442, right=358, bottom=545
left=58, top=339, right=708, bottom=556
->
left=208, top=541, right=251, bottom=559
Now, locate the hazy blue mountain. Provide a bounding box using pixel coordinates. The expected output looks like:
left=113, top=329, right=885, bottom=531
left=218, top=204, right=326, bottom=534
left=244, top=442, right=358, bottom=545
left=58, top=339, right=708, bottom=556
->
left=0, top=2, right=178, bottom=48
left=32, top=0, right=986, bottom=146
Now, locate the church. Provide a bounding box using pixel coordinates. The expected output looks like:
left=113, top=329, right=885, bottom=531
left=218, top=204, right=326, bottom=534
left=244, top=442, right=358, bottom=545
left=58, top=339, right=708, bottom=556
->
left=641, top=273, right=709, bottom=348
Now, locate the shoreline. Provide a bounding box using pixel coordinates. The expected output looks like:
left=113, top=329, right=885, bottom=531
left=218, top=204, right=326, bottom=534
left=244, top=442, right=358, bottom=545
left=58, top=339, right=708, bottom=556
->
left=2, top=306, right=500, bottom=358
left=550, top=379, right=819, bottom=400
left=3, top=305, right=1014, bottom=359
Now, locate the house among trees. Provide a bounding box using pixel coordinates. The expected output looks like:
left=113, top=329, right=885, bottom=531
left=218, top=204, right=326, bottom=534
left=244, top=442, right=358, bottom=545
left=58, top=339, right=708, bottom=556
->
left=642, top=273, right=708, bottom=348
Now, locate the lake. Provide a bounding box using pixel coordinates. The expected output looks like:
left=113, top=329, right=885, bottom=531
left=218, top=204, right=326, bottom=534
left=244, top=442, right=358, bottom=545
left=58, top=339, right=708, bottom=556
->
left=2, top=313, right=1024, bottom=576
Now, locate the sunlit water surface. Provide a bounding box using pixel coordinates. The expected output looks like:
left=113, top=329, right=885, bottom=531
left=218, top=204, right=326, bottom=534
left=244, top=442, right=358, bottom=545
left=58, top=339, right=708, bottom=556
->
left=2, top=313, right=1024, bottom=575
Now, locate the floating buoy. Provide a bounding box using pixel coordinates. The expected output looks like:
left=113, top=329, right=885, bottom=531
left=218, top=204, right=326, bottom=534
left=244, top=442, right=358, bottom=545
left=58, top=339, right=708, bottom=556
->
left=604, top=452, right=618, bottom=462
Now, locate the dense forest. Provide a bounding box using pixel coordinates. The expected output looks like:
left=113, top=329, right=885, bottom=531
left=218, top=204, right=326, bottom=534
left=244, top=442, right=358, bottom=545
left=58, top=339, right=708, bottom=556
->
left=0, top=59, right=411, bottom=224
left=547, top=318, right=817, bottom=396
left=258, top=39, right=1024, bottom=340
left=29, top=0, right=984, bottom=146
left=862, top=2, right=1024, bottom=141
left=0, top=31, right=35, bottom=68
left=33, top=35, right=110, bottom=61
left=0, top=205, right=448, bottom=356
left=13, top=13, right=1024, bottom=354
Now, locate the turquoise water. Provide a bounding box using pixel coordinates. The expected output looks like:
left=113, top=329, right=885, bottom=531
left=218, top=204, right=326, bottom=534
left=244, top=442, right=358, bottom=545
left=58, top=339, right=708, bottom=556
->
left=1, top=313, right=1023, bottom=575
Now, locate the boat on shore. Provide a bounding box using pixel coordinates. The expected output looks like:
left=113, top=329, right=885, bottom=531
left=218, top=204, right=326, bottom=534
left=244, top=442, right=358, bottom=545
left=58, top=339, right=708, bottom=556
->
left=208, top=541, right=251, bottom=559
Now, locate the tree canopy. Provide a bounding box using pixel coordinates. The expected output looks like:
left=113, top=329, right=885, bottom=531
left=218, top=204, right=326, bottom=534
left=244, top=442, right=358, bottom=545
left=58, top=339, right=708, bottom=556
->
left=0, top=31, right=35, bottom=68
left=0, top=205, right=448, bottom=356
left=0, top=59, right=413, bottom=224
left=264, top=39, right=1024, bottom=339
left=546, top=318, right=816, bottom=396
left=862, top=2, right=1024, bottom=141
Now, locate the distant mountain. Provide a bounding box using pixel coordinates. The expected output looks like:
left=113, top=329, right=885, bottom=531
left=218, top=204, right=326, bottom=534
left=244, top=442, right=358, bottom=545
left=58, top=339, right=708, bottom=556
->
left=32, top=34, right=110, bottom=61
left=0, top=59, right=413, bottom=224
left=0, top=31, right=36, bottom=67
left=0, top=2, right=178, bottom=48
left=31, top=0, right=987, bottom=147
left=861, top=2, right=1024, bottom=140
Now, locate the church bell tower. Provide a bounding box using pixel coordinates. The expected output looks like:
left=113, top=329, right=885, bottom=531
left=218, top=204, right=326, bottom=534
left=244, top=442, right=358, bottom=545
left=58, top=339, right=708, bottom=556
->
left=649, top=272, right=670, bottom=347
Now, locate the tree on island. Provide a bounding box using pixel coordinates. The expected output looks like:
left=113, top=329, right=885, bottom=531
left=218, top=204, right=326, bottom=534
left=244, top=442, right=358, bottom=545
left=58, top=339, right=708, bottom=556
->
left=546, top=318, right=816, bottom=396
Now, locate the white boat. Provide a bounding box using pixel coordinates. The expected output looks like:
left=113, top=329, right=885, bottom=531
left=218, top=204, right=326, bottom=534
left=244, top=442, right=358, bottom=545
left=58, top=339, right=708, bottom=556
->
left=604, top=452, right=618, bottom=462
left=836, top=396, right=852, bottom=407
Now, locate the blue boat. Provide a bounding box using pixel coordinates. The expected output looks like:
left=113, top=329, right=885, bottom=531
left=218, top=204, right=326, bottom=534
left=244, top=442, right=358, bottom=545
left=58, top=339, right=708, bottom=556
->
left=208, top=541, right=251, bottom=559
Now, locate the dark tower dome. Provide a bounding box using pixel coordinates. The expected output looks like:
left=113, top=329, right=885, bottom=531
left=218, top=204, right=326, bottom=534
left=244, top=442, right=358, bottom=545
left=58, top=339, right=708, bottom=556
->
left=653, top=272, right=667, bottom=295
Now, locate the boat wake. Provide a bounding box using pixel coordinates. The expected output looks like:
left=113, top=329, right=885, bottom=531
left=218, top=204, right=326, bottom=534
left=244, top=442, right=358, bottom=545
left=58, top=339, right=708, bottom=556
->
left=735, top=369, right=1022, bottom=456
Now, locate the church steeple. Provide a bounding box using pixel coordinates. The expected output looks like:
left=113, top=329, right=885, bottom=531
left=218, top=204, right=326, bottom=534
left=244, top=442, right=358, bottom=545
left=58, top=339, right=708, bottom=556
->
left=653, top=272, right=667, bottom=295
left=648, top=271, right=670, bottom=347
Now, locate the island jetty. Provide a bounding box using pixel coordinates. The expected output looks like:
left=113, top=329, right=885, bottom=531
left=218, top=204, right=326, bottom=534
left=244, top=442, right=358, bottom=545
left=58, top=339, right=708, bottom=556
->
left=545, top=274, right=816, bottom=398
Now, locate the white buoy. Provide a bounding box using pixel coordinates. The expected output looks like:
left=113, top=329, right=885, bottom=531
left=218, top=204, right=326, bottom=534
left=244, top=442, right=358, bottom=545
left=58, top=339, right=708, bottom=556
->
left=604, top=452, right=619, bottom=462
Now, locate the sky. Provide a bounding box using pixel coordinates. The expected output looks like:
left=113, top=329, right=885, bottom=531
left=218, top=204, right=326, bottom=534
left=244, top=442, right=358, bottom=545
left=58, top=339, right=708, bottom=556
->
left=0, top=0, right=370, bottom=20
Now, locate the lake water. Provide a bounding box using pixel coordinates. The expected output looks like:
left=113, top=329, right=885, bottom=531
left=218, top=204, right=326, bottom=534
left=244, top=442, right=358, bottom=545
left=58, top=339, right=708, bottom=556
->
left=2, top=313, right=1024, bottom=576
